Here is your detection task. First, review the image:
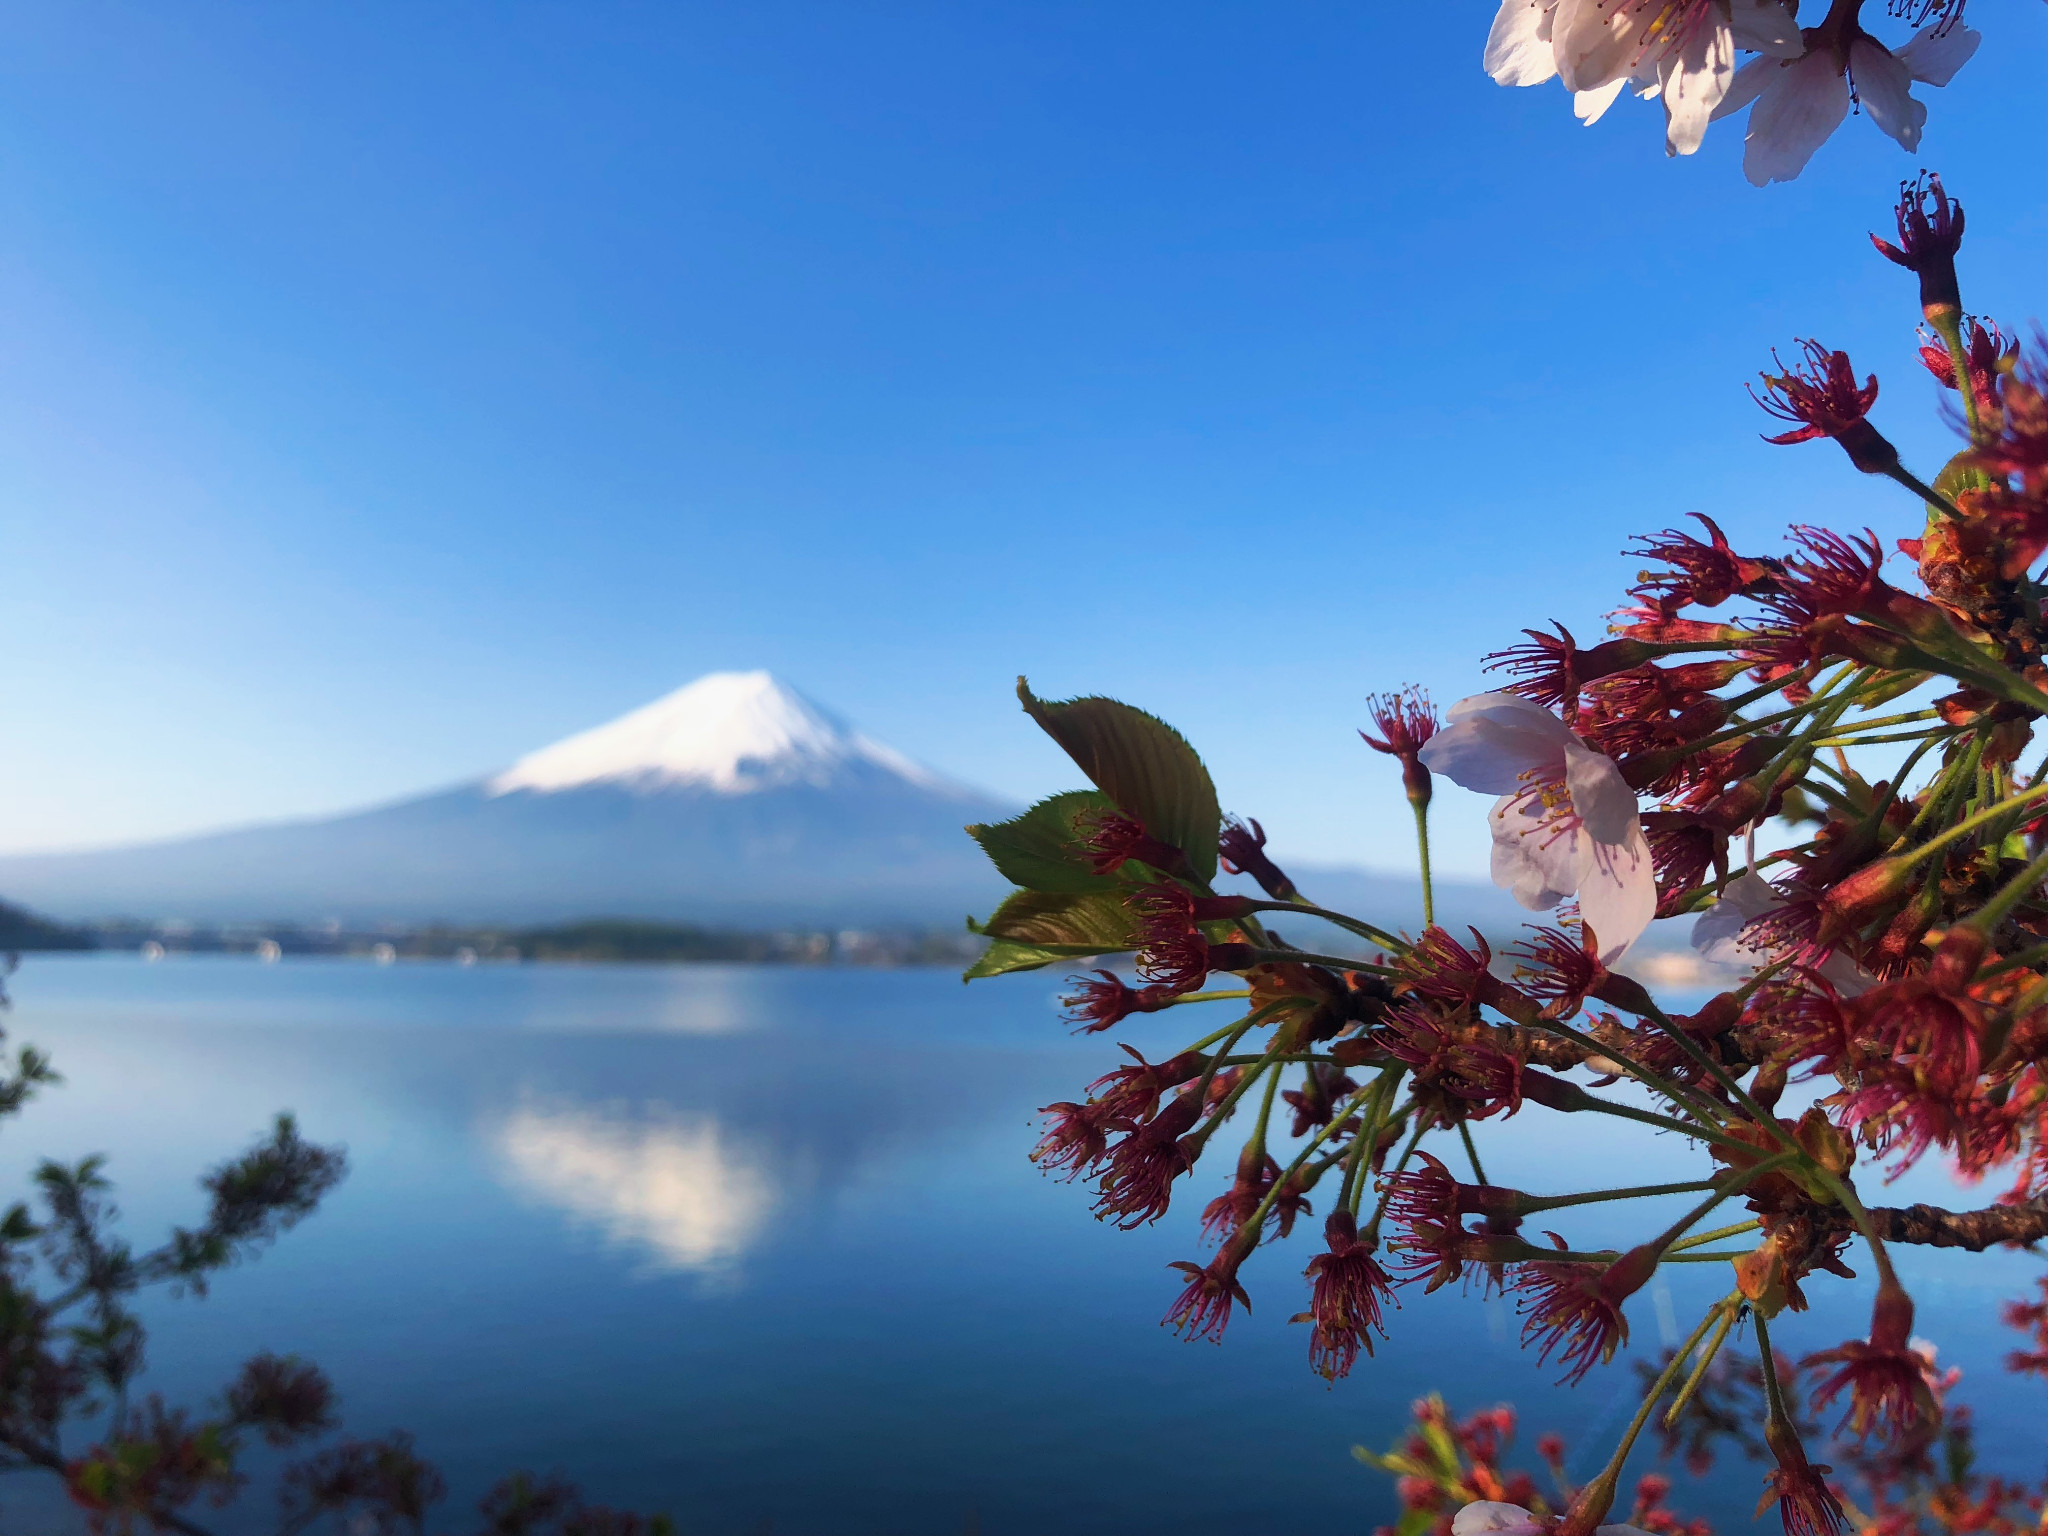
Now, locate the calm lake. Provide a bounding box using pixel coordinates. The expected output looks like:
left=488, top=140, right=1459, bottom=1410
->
left=1, top=955, right=2039, bottom=1534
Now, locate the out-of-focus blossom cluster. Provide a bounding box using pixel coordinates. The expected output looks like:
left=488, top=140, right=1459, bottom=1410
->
left=1360, top=1299, right=2048, bottom=1536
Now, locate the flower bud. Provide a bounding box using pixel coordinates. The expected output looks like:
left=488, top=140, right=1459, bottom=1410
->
left=1190, top=894, right=1260, bottom=921
left=1816, top=857, right=1918, bottom=946
left=1870, top=1272, right=1915, bottom=1353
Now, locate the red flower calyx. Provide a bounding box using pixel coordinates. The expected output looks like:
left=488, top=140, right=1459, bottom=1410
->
left=1080, top=810, right=1190, bottom=878
left=1361, top=688, right=1440, bottom=810
left=1059, top=970, right=1176, bottom=1033
left=1753, top=342, right=1899, bottom=476
left=1218, top=815, right=1299, bottom=902
left=1294, top=1210, right=1395, bottom=1380
left=1871, top=172, right=1965, bottom=321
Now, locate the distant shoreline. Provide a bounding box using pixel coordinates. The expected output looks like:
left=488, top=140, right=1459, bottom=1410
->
left=0, top=907, right=985, bottom=969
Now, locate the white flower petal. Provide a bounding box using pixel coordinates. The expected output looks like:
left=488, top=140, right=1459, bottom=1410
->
left=1486, top=0, right=1562, bottom=86
left=1456, top=1504, right=1547, bottom=1536
left=1744, top=47, right=1849, bottom=185
left=1728, top=0, right=1803, bottom=58
left=1489, top=794, right=1588, bottom=911
left=1422, top=697, right=1573, bottom=793
left=1659, top=17, right=1733, bottom=156
left=1897, top=22, right=1979, bottom=87
left=1817, top=950, right=1877, bottom=999
left=1692, top=872, right=1779, bottom=966
left=1561, top=739, right=1638, bottom=846
left=1552, top=0, right=1653, bottom=93
left=1421, top=715, right=1566, bottom=794
left=1579, top=825, right=1657, bottom=962
left=1576, top=78, right=1628, bottom=123
left=1711, top=53, right=1776, bottom=121
left=1850, top=37, right=1925, bottom=151
left=1445, top=691, right=1566, bottom=727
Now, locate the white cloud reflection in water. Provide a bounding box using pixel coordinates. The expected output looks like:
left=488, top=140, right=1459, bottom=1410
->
left=491, top=1100, right=776, bottom=1273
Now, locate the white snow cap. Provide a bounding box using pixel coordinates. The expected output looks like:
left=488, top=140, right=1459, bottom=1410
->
left=487, top=671, right=942, bottom=797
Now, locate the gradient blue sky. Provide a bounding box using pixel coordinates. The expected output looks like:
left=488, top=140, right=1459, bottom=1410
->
left=1, top=2, right=2042, bottom=879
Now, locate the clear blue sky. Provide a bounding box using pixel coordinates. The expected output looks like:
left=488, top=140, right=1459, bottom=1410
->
left=1, top=2, right=2041, bottom=879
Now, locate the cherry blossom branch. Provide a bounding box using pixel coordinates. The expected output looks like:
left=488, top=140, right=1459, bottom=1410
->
left=1868, top=1196, right=2048, bottom=1251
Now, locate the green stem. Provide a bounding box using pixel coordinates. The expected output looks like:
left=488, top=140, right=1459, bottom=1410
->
left=1889, top=780, right=2048, bottom=875
left=1966, top=844, right=2048, bottom=934
left=1901, top=731, right=1986, bottom=843
left=1249, top=1063, right=1282, bottom=1149
left=1885, top=462, right=1964, bottom=519
left=1233, top=1081, right=1379, bottom=1241
left=1983, top=941, right=2048, bottom=980
left=1361, top=1115, right=1431, bottom=1244
left=1240, top=945, right=1390, bottom=973
left=1518, top=1179, right=1717, bottom=1213
left=1529, top=1014, right=1729, bottom=1129
left=1644, top=1154, right=1796, bottom=1260
left=1555, top=1089, right=1751, bottom=1152
left=1571, top=1302, right=1728, bottom=1530
left=1413, top=800, right=1435, bottom=928
left=1808, top=728, right=1949, bottom=749
left=1930, top=309, right=1983, bottom=440
left=1806, top=1166, right=1901, bottom=1292
left=1183, top=1034, right=1292, bottom=1157
left=1668, top=1218, right=1761, bottom=1252
left=1456, top=1119, right=1486, bottom=1184
left=1664, top=1296, right=1741, bottom=1428
left=1632, top=997, right=1803, bottom=1158
left=1237, top=907, right=1406, bottom=952
left=1753, top=1309, right=1791, bottom=1423
left=1342, top=1069, right=1402, bottom=1217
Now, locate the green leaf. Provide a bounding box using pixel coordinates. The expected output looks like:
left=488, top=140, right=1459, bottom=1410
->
left=1015, top=678, right=1221, bottom=882
left=962, top=937, right=1098, bottom=981
left=970, top=888, right=1141, bottom=950
left=1933, top=447, right=1995, bottom=505
left=965, top=789, right=1120, bottom=893
left=960, top=888, right=1143, bottom=982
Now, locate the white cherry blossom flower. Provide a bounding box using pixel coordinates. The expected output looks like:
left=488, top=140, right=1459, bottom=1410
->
left=1692, top=871, right=1874, bottom=995
left=1486, top=0, right=1802, bottom=156
left=1711, top=21, right=1980, bottom=185
left=1417, top=693, right=1656, bottom=963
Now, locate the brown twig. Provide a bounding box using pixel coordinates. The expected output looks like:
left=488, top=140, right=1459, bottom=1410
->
left=1869, top=1197, right=2048, bottom=1252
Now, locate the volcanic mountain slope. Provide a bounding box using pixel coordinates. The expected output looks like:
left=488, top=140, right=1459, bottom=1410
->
left=0, top=673, right=1019, bottom=927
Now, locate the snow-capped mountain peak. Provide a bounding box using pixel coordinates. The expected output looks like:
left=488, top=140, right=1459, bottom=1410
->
left=486, top=671, right=943, bottom=797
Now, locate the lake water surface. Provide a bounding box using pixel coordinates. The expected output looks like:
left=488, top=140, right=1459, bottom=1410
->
left=1, top=956, right=2039, bottom=1534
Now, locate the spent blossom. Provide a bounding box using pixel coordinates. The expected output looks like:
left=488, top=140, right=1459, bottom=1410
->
left=1751, top=343, right=1899, bottom=475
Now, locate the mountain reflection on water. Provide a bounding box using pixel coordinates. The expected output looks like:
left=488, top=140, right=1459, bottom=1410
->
left=0, top=956, right=2040, bottom=1536
left=493, top=1101, right=776, bottom=1272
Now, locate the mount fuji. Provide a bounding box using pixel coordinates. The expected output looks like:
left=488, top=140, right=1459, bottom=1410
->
left=0, top=673, right=1019, bottom=927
